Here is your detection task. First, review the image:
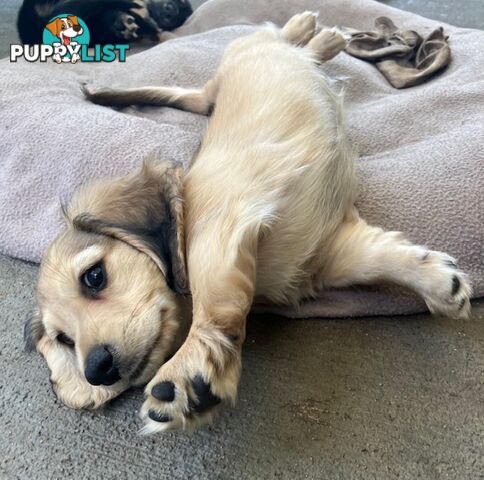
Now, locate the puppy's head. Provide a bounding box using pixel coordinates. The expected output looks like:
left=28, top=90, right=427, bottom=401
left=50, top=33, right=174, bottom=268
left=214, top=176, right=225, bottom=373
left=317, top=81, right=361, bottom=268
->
left=27, top=161, right=189, bottom=409
left=148, top=0, right=193, bottom=31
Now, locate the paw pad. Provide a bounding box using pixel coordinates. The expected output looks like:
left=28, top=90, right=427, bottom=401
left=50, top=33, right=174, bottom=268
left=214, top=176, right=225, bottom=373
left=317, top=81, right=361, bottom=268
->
left=451, top=275, right=461, bottom=295
left=148, top=411, right=172, bottom=423
left=151, top=381, right=175, bottom=402
left=189, top=375, right=221, bottom=413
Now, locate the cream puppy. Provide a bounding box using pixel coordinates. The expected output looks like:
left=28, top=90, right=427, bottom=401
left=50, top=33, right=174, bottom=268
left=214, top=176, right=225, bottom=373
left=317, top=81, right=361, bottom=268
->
left=30, top=13, right=471, bottom=434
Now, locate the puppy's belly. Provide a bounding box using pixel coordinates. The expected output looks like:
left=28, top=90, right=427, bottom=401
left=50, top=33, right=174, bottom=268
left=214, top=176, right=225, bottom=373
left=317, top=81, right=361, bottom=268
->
left=253, top=186, right=341, bottom=304
left=186, top=37, right=356, bottom=304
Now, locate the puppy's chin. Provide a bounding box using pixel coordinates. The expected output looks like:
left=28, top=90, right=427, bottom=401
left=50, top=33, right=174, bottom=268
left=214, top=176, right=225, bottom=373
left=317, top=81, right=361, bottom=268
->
left=37, top=336, right=128, bottom=410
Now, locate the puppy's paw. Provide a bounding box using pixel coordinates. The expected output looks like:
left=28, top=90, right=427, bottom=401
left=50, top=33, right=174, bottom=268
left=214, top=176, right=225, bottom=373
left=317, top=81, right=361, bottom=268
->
left=81, top=85, right=119, bottom=106
left=81, top=84, right=98, bottom=102
left=139, top=330, right=241, bottom=434
left=419, top=251, right=472, bottom=319
left=117, top=13, right=139, bottom=40
left=307, top=28, right=348, bottom=62
left=36, top=336, right=127, bottom=409
left=282, top=11, right=318, bottom=46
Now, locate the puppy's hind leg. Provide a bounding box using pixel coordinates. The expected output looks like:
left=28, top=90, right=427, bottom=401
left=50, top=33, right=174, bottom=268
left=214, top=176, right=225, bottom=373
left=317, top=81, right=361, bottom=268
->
left=320, top=211, right=472, bottom=318
left=306, top=28, right=348, bottom=63
left=82, top=76, right=219, bottom=115
left=281, top=11, right=318, bottom=46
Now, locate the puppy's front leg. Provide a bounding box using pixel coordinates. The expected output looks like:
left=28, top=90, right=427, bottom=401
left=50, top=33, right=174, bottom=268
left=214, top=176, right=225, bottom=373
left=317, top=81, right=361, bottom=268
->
left=36, top=334, right=128, bottom=409
left=140, top=229, right=256, bottom=433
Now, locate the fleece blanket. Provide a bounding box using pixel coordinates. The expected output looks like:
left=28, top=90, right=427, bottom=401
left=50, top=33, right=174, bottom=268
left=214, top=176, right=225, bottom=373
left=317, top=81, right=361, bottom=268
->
left=0, top=0, right=482, bottom=318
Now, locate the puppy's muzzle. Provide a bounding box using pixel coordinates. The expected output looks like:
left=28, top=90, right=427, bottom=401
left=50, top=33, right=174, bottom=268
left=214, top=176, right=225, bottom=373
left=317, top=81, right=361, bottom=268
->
left=160, top=1, right=179, bottom=19
left=150, top=0, right=180, bottom=25
left=84, top=345, right=120, bottom=386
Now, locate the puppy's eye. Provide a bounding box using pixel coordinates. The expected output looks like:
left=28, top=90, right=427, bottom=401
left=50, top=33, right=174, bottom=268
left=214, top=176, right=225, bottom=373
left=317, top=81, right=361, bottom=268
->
left=81, top=263, right=106, bottom=291
left=57, top=332, right=74, bottom=347
left=61, top=24, right=66, bottom=30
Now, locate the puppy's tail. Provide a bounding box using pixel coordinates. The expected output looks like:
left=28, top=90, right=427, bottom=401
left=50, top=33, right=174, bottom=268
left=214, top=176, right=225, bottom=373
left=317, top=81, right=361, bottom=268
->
left=17, top=0, right=135, bottom=44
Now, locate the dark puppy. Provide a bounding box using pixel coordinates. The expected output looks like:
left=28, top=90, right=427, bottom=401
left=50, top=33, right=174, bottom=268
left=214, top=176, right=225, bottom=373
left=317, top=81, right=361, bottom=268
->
left=17, top=0, right=193, bottom=46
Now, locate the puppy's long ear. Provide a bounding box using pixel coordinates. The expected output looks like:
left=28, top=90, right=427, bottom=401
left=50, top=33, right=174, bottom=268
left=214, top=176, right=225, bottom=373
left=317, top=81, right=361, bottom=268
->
left=45, top=18, right=62, bottom=37
left=24, top=310, right=45, bottom=352
left=67, top=15, right=79, bottom=26
left=68, top=161, right=188, bottom=294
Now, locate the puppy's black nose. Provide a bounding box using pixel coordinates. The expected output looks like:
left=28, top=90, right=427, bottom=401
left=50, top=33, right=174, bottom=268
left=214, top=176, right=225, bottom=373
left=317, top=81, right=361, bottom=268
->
left=84, top=345, right=120, bottom=386
left=73, top=24, right=81, bottom=32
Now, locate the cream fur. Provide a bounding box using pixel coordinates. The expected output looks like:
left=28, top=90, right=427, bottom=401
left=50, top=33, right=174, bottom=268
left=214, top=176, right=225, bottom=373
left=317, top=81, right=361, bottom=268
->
left=34, top=13, right=471, bottom=433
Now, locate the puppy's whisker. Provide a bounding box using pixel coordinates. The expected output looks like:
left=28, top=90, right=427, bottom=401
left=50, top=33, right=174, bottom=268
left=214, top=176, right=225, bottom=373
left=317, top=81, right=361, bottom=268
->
left=84, top=305, right=103, bottom=338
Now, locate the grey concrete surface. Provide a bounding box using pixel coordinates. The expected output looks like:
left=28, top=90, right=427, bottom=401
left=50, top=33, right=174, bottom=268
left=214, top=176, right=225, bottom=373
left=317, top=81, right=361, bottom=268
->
left=380, top=0, right=484, bottom=29
left=1, top=254, right=484, bottom=479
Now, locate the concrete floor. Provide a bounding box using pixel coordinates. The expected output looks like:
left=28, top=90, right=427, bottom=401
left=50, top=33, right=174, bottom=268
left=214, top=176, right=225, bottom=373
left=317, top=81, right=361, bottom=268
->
left=380, top=0, right=483, bottom=29
left=1, top=254, right=483, bottom=479
left=1, top=1, right=483, bottom=479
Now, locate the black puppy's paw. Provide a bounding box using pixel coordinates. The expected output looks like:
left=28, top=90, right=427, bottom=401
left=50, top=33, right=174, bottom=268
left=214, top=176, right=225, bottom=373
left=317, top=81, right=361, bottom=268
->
left=116, top=13, right=140, bottom=40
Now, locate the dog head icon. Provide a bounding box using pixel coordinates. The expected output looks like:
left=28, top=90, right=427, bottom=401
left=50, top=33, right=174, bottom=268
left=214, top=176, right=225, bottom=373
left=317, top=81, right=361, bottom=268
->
left=45, top=16, right=83, bottom=45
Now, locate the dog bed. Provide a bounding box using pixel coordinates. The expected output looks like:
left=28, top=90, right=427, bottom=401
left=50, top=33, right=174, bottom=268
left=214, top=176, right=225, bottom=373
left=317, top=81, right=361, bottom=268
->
left=0, top=0, right=482, bottom=318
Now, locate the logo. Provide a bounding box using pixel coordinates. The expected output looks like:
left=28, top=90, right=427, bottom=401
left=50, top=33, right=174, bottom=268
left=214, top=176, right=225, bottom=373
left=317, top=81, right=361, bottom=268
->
left=43, top=14, right=89, bottom=63
left=10, top=14, right=129, bottom=63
